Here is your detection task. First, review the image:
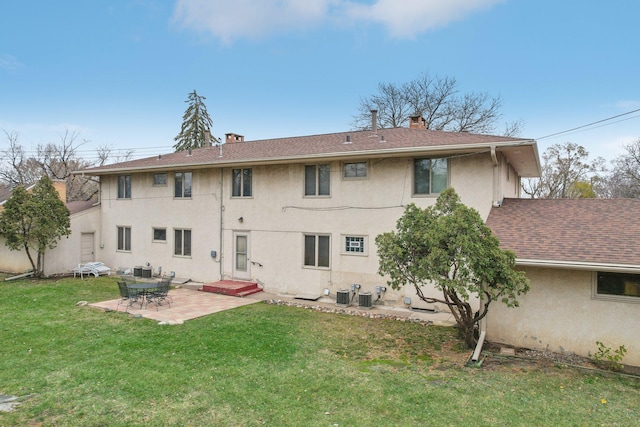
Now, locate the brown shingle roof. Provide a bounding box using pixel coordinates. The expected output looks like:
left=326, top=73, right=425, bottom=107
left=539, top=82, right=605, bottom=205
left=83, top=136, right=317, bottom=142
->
left=0, top=184, right=11, bottom=205
left=486, top=198, right=640, bottom=268
left=67, top=200, right=98, bottom=215
left=80, top=127, right=536, bottom=175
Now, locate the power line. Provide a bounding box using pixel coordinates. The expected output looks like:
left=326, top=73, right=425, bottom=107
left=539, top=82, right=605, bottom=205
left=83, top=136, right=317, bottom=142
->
left=537, top=108, right=640, bottom=141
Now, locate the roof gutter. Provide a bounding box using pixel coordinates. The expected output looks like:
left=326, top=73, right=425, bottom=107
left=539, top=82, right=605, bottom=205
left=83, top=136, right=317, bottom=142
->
left=517, top=258, right=640, bottom=274
left=74, top=140, right=537, bottom=176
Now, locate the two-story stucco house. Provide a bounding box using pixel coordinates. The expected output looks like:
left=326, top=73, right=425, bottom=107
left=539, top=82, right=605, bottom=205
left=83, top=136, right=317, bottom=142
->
left=79, top=117, right=539, bottom=308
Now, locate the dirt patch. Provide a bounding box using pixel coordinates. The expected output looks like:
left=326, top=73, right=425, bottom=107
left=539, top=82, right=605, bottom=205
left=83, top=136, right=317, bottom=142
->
left=478, top=342, right=640, bottom=377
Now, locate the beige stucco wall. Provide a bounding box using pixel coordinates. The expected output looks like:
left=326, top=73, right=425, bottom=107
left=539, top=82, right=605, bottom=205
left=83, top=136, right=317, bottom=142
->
left=43, top=206, right=102, bottom=276
left=0, top=206, right=101, bottom=276
left=486, top=267, right=640, bottom=367
left=0, top=238, right=33, bottom=273
left=94, top=152, right=498, bottom=308
left=98, top=171, right=221, bottom=280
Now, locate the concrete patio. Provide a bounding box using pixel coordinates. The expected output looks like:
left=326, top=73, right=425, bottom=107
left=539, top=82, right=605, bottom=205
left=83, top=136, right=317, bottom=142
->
left=90, top=287, right=261, bottom=323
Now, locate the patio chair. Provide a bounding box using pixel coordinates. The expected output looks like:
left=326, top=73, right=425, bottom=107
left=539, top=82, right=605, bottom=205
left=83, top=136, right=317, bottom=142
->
left=116, top=280, right=139, bottom=312
left=148, top=277, right=172, bottom=310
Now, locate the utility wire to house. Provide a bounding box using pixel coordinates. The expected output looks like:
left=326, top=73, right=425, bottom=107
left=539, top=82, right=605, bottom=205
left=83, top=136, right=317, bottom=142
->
left=536, top=108, right=640, bottom=141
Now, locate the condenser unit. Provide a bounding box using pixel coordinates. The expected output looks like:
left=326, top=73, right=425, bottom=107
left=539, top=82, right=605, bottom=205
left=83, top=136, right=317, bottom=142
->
left=358, top=292, right=373, bottom=309
left=336, top=289, right=351, bottom=306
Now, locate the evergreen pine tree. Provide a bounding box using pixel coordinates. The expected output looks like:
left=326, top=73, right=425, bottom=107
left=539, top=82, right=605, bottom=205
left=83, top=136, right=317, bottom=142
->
left=173, top=90, right=214, bottom=152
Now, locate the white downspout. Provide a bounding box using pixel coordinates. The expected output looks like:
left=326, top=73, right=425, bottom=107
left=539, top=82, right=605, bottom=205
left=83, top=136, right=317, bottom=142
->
left=219, top=168, right=224, bottom=278
left=472, top=281, right=488, bottom=362
left=490, top=146, right=501, bottom=208
left=471, top=312, right=487, bottom=362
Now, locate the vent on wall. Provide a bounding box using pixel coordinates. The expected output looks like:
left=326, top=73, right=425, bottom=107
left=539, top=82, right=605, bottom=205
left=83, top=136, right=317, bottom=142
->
left=358, top=292, right=373, bottom=309
left=336, top=289, right=350, bottom=306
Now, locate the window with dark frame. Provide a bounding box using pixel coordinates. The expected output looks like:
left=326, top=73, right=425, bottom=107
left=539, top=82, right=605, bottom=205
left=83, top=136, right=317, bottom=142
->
left=596, top=271, right=640, bottom=298
left=153, top=228, right=166, bottom=242
left=232, top=168, right=252, bottom=197
left=343, top=162, right=367, bottom=178
left=117, top=226, right=131, bottom=251
left=305, top=164, right=330, bottom=196
left=153, top=173, right=167, bottom=186
left=174, top=229, right=192, bottom=257
left=414, top=158, right=448, bottom=195
left=174, top=172, right=192, bottom=198
left=304, top=234, right=330, bottom=267
left=117, top=175, right=131, bottom=199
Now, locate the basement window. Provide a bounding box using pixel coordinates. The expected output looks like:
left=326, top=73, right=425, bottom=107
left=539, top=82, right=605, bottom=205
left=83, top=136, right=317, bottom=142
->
left=594, top=271, right=640, bottom=302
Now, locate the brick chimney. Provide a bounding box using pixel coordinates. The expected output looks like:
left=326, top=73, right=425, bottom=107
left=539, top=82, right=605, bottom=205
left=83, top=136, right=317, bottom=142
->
left=205, top=129, right=211, bottom=147
left=371, top=109, right=378, bottom=132
left=225, top=133, right=245, bottom=143
left=409, top=115, right=427, bottom=129
left=51, top=180, right=67, bottom=203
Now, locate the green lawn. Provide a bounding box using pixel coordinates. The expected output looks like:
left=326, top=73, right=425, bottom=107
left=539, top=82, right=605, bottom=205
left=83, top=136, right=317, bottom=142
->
left=0, top=278, right=638, bottom=426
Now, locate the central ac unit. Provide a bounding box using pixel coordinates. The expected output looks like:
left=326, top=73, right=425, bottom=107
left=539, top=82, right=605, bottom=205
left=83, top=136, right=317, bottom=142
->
left=336, top=289, right=350, bottom=306
left=358, top=292, right=373, bottom=309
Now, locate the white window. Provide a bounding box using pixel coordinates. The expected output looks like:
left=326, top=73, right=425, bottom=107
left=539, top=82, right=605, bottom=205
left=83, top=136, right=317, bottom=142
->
left=117, top=175, right=131, bottom=199
left=414, top=158, right=448, bottom=195
left=174, top=229, right=192, bottom=257
left=305, top=164, right=330, bottom=196
left=304, top=234, right=330, bottom=268
left=117, top=226, right=131, bottom=251
left=232, top=168, right=252, bottom=197
left=174, top=172, right=192, bottom=198
left=593, top=271, right=640, bottom=303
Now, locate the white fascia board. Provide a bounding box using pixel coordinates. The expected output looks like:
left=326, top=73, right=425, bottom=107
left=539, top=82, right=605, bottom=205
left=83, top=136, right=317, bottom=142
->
left=517, top=258, right=640, bottom=274
left=75, top=139, right=536, bottom=176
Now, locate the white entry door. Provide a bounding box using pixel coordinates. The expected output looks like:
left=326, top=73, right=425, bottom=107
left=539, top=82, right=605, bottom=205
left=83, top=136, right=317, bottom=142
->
left=233, top=232, right=250, bottom=280
left=80, top=233, right=95, bottom=263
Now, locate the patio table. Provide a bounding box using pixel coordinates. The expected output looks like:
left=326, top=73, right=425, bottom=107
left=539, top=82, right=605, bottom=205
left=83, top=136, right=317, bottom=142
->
left=126, top=282, right=159, bottom=309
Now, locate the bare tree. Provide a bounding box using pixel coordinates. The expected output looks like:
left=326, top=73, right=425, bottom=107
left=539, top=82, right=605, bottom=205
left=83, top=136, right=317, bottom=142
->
left=502, top=118, right=525, bottom=138
left=352, top=71, right=520, bottom=135
left=0, top=129, right=133, bottom=202
left=0, top=130, right=42, bottom=186
left=96, top=144, right=134, bottom=166
left=522, top=142, right=606, bottom=198
left=601, top=138, right=640, bottom=198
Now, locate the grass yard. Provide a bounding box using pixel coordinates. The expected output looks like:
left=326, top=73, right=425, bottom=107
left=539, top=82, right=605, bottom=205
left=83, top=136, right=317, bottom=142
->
left=0, top=277, right=638, bottom=426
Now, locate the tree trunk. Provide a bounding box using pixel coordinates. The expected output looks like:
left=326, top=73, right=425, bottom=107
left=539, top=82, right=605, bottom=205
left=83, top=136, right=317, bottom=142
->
left=460, top=321, right=478, bottom=349
left=22, top=242, right=38, bottom=274
left=36, top=250, right=44, bottom=278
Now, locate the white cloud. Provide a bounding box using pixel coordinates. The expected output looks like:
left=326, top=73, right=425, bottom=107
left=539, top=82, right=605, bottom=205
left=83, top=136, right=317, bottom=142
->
left=172, top=0, right=503, bottom=43
left=172, top=0, right=337, bottom=44
left=345, top=0, right=504, bottom=38
left=613, top=100, right=640, bottom=111
left=0, top=54, right=23, bottom=71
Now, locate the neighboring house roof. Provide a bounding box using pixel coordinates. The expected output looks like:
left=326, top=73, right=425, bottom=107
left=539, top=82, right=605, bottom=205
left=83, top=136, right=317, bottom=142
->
left=0, top=184, right=12, bottom=206
left=79, top=127, right=540, bottom=177
left=67, top=200, right=99, bottom=215
left=0, top=184, right=95, bottom=215
left=487, top=198, right=640, bottom=272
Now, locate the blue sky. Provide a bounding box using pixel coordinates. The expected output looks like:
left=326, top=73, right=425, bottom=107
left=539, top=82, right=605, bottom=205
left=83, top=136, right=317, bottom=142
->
left=1, top=0, right=639, bottom=164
